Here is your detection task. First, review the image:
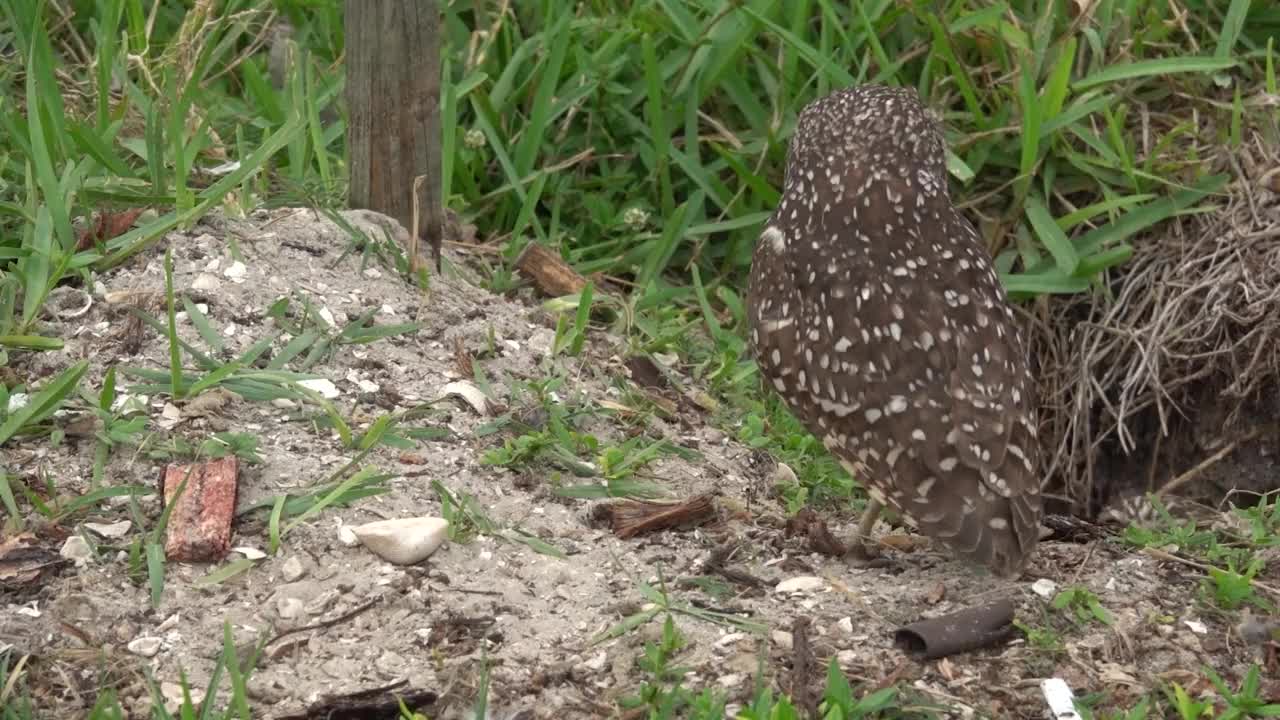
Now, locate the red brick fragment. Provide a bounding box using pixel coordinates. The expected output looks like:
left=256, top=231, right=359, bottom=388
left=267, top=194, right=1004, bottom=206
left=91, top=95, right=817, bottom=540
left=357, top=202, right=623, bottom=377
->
left=161, top=456, right=239, bottom=562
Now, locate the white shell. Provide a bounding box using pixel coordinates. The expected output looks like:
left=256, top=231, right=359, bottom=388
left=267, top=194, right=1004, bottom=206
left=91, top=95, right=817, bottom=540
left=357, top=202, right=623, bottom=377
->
left=351, top=517, right=449, bottom=565
left=441, top=380, right=491, bottom=415
left=774, top=576, right=827, bottom=594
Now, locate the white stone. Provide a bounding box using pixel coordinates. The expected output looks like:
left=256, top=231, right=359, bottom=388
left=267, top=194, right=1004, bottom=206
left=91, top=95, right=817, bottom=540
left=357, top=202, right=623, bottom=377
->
left=770, top=630, right=793, bottom=651
left=161, top=682, right=204, bottom=711
left=128, top=636, right=163, bottom=657
left=276, top=597, right=305, bottom=620
left=775, top=576, right=827, bottom=594
left=191, top=273, right=221, bottom=292
left=337, top=524, right=359, bottom=547
left=1040, top=678, right=1080, bottom=720
left=59, top=536, right=92, bottom=566
left=351, top=517, right=449, bottom=565
left=281, top=556, right=306, bottom=583
left=297, top=378, right=340, bottom=399
left=1031, top=578, right=1057, bottom=599
left=84, top=520, right=132, bottom=538
left=223, top=261, right=247, bottom=281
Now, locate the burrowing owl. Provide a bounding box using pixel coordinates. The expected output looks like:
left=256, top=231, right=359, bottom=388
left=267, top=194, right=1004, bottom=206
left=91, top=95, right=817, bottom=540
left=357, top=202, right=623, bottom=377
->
left=747, top=84, right=1042, bottom=577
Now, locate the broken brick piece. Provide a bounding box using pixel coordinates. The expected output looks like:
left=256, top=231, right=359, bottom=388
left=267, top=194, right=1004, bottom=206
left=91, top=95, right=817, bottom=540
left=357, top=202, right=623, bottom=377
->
left=161, top=456, right=239, bottom=562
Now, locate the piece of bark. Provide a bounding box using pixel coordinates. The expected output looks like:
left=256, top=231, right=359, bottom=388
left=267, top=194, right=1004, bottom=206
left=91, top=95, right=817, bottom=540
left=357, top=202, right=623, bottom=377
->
left=893, top=598, right=1016, bottom=660
left=515, top=242, right=587, bottom=297
left=790, top=616, right=816, bottom=717
left=0, top=532, right=65, bottom=589
left=784, top=507, right=846, bottom=557
left=597, top=494, right=717, bottom=538
left=276, top=680, right=437, bottom=720
left=625, top=355, right=668, bottom=390
left=162, top=456, right=239, bottom=562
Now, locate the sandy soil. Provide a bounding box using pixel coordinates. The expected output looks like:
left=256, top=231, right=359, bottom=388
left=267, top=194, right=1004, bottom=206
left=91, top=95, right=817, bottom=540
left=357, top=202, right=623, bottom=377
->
left=1, top=208, right=1270, bottom=719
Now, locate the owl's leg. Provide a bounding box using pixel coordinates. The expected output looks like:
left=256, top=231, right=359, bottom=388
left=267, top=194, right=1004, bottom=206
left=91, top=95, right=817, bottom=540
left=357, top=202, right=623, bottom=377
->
left=844, top=498, right=883, bottom=563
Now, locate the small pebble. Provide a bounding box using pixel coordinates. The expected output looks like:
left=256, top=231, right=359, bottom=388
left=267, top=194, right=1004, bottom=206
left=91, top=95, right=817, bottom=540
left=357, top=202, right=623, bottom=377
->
left=375, top=650, right=405, bottom=676
left=337, top=525, right=360, bottom=547
left=771, top=630, right=793, bottom=651
left=583, top=651, right=608, bottom=672
left=191, top=273, right=221, bottom=292
left=233, top=546, right=267, bottom=560
left=276, top=598, right=305, bottom=620
left=1031, top=578, right=1057, bottom=598
left=281, top=556, right=306, bottom=582
left=59, top=537, right=92, bottom=566
left=160, top=682, right=204, bottom=711
left=127, top=636, right=163, bottom=657
left=223, top=261, right=247, bottom=281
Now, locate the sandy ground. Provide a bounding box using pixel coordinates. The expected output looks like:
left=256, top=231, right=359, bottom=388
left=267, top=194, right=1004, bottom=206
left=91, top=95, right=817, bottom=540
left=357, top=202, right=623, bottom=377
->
left=1, top=208, right=1271, bottom=719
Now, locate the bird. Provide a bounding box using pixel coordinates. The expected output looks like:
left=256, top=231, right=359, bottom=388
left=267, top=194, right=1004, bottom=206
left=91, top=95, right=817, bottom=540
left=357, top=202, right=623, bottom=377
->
left=746, top=84, right=1043, bottom=577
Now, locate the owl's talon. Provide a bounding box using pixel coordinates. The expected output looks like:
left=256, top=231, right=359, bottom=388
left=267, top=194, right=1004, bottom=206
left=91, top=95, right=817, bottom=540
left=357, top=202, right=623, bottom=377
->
left=844, top=538, right=895, bottom=569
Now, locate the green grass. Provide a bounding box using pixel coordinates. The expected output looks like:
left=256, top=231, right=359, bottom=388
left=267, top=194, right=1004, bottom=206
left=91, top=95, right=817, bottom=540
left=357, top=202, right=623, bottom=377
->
left=440, top=0, right=1279, bottom=508
left=3, top=0, right=1280, bottom=717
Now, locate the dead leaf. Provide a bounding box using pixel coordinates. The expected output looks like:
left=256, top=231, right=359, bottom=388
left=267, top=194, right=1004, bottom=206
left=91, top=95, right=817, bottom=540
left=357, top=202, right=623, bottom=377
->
left=1068, top=0, right=1095, bottom=19
left=879, top=533, right=926, bottom=552
left=0, top=532, right=64, bottom=587
left=183, top=387, right=241, bottom=417
left=77, top=208, right=147, bottom=251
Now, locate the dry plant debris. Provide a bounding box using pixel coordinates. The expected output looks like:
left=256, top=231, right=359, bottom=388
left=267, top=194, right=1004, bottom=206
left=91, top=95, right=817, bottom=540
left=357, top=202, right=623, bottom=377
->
left=1031, top=129, right=1280, bottom=516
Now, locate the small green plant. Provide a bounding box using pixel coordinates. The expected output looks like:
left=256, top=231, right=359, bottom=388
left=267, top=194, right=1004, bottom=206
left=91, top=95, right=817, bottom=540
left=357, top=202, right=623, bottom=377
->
left=549, top=281, right=595, bottom=357
left=817, top=656, right=902, bottom=719
left=264, top=292, right=419, bottom=371
left=1162, top=682, right=1214, bottom=720
left=1053, top=586, right=1114, bottom=627
left=1203, top=557, right=1268, bottom=612
left=1237, top=495, right=1280, bottom=549
left=432, top=479, right=564, bottom=558
left=82, top=367, right=149, bottom=488
left=1015, top=619, right=1066, bottom=654
left=1200, top=663, right=1280, bottom=719
left=617, top=615, right=725, bottom=718
left=0, top=360, right=89, bottom=447
left=1075, top=695, right=1153, bottom=720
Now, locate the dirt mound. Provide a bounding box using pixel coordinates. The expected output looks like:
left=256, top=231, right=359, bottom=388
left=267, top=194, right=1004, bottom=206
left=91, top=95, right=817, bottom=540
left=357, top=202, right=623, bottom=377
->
left=0, top=207, right=1267, bottom=718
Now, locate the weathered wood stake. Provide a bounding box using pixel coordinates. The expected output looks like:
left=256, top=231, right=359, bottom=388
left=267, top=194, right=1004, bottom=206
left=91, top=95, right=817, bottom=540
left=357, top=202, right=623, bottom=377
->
left=345, top=0, right=442, bottom=270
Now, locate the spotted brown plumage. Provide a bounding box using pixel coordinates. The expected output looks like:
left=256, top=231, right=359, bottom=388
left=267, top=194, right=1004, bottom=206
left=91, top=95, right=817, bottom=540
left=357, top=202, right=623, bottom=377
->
left=747, top=84, right=1042, bottom=577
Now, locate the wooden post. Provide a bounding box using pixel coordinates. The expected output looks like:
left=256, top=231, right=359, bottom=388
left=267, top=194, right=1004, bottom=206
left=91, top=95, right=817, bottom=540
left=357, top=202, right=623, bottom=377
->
left=345, top=0, right=442, bottom=270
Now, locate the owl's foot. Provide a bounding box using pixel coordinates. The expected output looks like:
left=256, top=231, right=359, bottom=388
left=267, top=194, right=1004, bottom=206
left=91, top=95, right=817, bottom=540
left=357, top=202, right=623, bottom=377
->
left=843, top=498, right=895, bottom=569
left=843, top=536, right=879, bottom=562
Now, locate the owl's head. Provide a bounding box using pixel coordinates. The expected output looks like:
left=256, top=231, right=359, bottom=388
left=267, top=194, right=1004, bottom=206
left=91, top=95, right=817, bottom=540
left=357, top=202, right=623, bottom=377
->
left=784, top=84, right=949, bottom=204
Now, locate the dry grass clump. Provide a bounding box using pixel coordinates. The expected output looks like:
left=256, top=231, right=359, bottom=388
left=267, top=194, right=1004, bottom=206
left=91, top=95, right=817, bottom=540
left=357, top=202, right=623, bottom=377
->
left=1031, top=128, right=1280, bottom=514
